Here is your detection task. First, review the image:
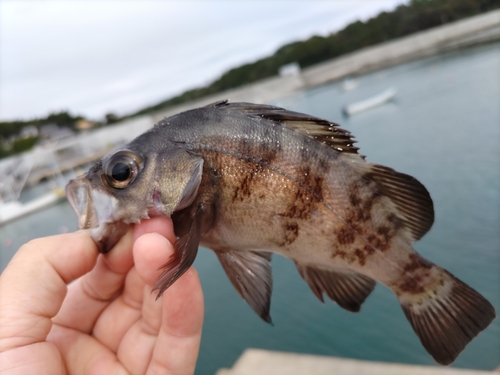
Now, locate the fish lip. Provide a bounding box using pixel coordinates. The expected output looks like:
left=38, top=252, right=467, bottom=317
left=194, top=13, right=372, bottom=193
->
left=66, top=177, right=116, bottom=230
left=66, top=176, right=126, bottom=253
left=66, top=177, right=97, bottom=229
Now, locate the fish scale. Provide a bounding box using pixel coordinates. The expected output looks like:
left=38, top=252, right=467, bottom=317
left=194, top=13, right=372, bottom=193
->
left=66, top=100, right=495, bottom=366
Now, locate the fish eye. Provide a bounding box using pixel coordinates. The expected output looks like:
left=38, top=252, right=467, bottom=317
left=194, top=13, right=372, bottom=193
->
left=103, top=151, right=142, bottom=189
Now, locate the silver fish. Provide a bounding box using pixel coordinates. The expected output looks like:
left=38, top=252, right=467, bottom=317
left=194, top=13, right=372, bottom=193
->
left=66, top=101, right=495, bottom=365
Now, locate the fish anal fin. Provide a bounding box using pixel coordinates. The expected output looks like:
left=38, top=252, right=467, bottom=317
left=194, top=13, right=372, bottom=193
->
left=153, top=206, right=202, bottom=299
left=296, top=264, right=375, bottom=312
left=216, top=250, right=273, bottom=324
left=399, top=268, right=496, bottom=365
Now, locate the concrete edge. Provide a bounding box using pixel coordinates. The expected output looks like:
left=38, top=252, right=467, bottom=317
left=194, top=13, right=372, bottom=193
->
left=218, top=349, right=498, bottom=375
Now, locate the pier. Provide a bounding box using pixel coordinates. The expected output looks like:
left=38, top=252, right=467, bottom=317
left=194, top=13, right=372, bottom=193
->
left=216, top=349, right=500, bottom=375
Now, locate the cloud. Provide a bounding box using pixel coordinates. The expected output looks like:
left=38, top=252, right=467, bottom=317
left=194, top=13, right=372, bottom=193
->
left=0, top=0, right=406, bottom=120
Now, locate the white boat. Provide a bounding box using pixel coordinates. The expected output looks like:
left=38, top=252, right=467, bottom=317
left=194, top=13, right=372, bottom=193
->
left=343, top=87, right=397, bottom=116
left=341, top=77, right=359, bottom=91
left=0, top=188, right=65, bottom=226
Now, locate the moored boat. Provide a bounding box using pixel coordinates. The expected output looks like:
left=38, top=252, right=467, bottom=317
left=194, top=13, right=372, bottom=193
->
left=343, top=87, right=397, bottom=116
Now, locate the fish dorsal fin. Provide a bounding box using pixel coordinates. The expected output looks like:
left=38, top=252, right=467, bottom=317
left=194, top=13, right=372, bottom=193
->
left=283, top=119, right=361, bottom=156
left=216, top=101, right=362, bottom=157
left=354, top=162, right=435, bottom=241
left=296, top=263, right=375, bottom=312
left=216, top=249, right=273, bottom=323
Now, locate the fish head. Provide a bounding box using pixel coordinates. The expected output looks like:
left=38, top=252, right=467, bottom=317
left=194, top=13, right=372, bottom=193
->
left=66, top=144, right=204, bottom=253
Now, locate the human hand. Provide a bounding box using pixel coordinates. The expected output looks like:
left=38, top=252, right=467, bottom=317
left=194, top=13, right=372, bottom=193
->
left=0, top=217, right=204, bottom=375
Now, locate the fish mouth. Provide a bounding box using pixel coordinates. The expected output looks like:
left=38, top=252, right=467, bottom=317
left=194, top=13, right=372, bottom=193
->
left=66, top=177, right=97, bottom=229
left=66, top=177, right=126, bottom=253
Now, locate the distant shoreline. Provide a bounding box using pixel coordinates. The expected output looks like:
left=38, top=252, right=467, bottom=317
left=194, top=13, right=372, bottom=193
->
left=149, top=9, right=500, bottom=124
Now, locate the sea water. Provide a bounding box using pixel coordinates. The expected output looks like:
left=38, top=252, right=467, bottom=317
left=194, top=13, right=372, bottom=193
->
left=1, top=42, right=499, bottom=374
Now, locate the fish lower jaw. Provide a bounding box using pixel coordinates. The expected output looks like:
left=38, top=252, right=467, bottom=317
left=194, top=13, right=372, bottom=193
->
left=123, top=215, right=149, bottom=225
left=147, top=206, right=167, bottom=219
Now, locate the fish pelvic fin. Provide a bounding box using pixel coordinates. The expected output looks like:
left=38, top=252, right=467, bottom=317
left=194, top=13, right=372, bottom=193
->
left=396, top=262, right=495, bottom=365
left=153, top=206, right=202, bottom=299
left=296, top=264, right=375, bottom=312
left=216, top=250, right=273, bottom=324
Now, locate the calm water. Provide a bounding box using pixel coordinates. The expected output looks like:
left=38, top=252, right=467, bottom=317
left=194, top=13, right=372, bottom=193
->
left=1, top=43, right=499, bottom=374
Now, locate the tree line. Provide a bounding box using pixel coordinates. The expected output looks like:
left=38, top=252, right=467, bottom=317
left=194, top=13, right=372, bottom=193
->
left=0, top=112, right=84, bottom=159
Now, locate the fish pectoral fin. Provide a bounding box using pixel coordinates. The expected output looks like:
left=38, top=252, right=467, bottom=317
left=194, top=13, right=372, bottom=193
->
left=216, top=250, right=273, bottom=324
left=296, top=264, right=375, bottom=312
left=153, top=206, right=202, bottom=299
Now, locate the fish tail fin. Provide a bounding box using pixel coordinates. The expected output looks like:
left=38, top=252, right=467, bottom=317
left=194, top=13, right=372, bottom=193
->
left=397, top=266, right=495, bottom=365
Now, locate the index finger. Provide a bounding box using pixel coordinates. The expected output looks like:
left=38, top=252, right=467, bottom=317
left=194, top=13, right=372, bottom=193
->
left=0, top=231, right=98, bottom=352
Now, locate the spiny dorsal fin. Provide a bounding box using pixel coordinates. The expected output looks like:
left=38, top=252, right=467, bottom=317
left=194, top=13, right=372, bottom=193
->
left=295, top=263, right=375, bottom=312
left=216, top=101, right=362, bottom=157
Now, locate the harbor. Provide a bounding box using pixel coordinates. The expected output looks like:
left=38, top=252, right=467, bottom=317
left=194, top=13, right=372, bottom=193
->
left=2, top=10, right=499, bottom=228
left=0, top=115, right=152, bottom=225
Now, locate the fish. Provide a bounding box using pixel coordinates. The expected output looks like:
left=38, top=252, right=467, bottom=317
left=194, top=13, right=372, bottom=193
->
left=66, top=100, right=495, bottom=365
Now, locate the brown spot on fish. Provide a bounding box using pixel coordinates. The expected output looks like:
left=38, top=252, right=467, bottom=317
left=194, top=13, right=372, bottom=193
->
left=232, top=163, right=264, bottom=202
left=331, top=248, right=348, bottom=261
left=258, top=142, right=280, bottom=165
left=349, top=190, right=361, bottom=207
left=279, top=168, right=324, bottom=221
left=331, top=247, right=362, bottom=265
left=397, top=254, right=434, bottom=294
left=404, top=253, right=433, bottom=273
left=337, top=226, right=356, bottom=245
left=363, top=244, right=376, bottom=256
left=358, top=224, right=394, bottom=252
left=299, top=166, right=324, bottom=201
left=347, top=178, right=382, bottom=224
left=399, top=274, right=427, bottom=294
left=239, top=137, right=279, bottom=166
left=283, top=222, right=299, bottom=246
left=354, top=248, right=367, bottom=266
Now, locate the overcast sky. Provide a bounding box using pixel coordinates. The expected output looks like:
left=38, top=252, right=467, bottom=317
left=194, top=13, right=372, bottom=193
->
left=0, top=0, right=407, bottom=121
